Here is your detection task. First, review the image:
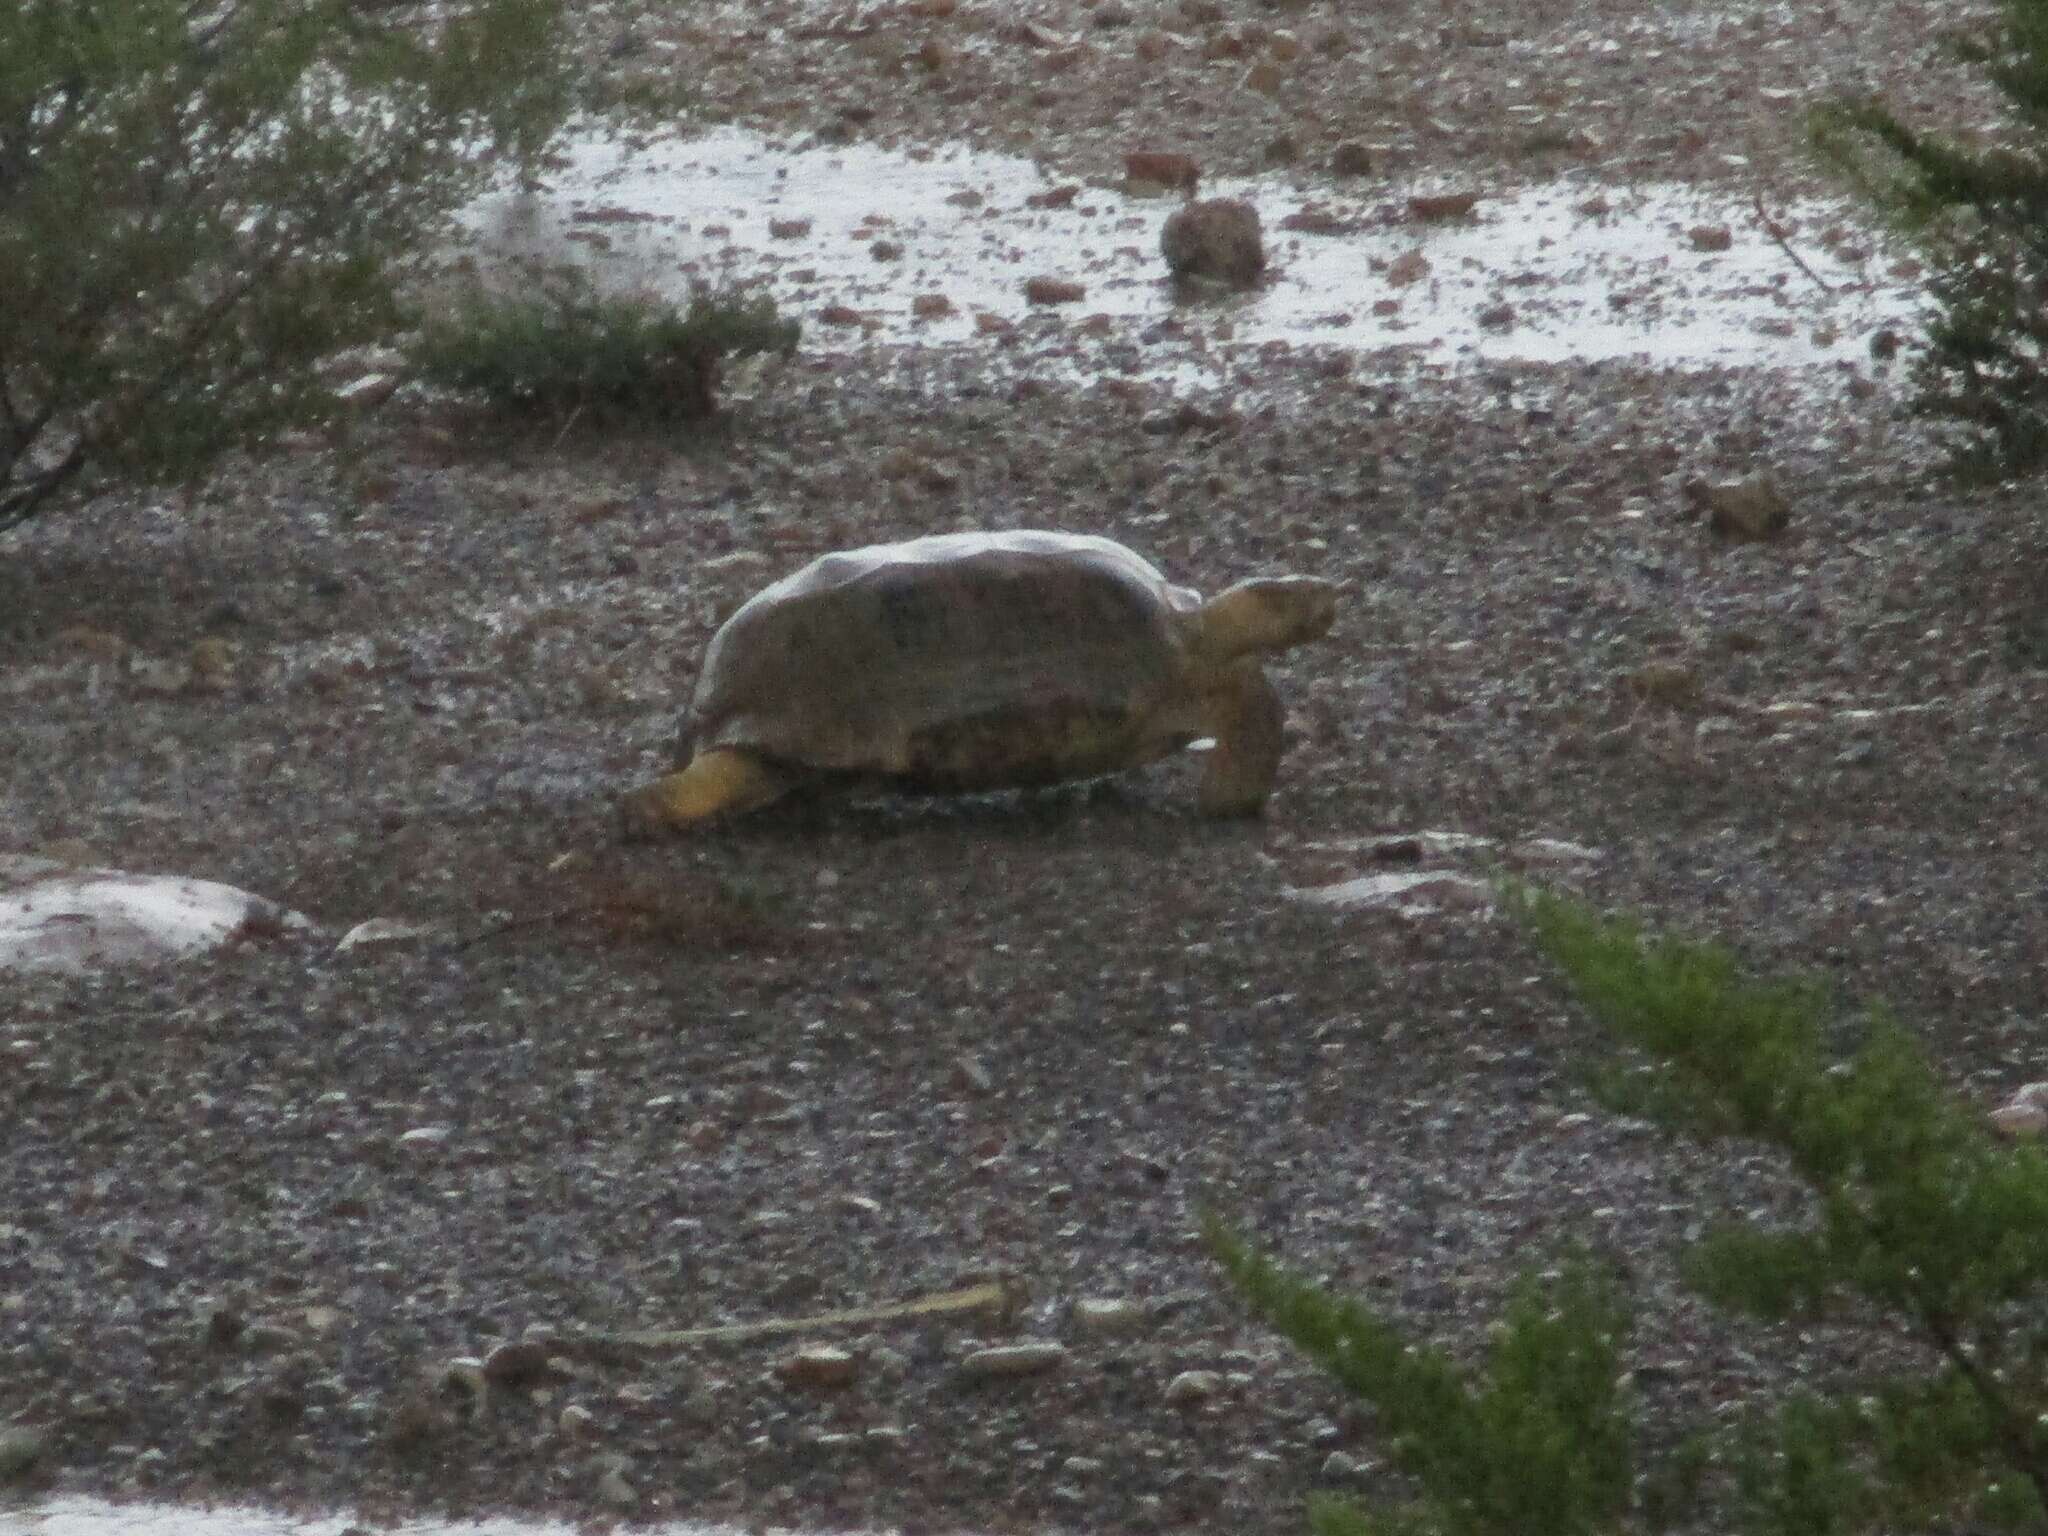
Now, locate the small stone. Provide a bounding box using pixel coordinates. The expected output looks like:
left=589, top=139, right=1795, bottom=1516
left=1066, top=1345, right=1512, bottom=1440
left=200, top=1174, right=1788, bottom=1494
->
left=1162, top=1368, right=1224, bottom=1406
left=1991, top=1102, right=2046, bottom=1138
left=1070, top=1297, right=1145, bottom=1336
left=1242, top=59, right=1285, bottom=96
left=952, top=1054, right=995, bottom=1094
left=1409, top=191, right=1479, bottom=221
left=1385, top=247, right=1430, bottom=287
left=1024, top=276, right=1087, bottom=305
left=1124, top=150, right=1201, bottom=195
left=187, top=636, right=236, bottom=689
left=336, top=373, right=401, bottom=412
left=1701, top=473, right=1791, bottom=541
left=870, top=239, right=903, bottom=261
left=912, top=293, right=955, bottom=319
left=1026, top=184, right=1081, bottom=209
left=1330, top=142, right=1374, bottom=177
left=1688, top=224, right=1734, bottom=252
left=0, top=1425, right=46, bottom=1486
left=559, top=1403, right=597, bottom=1437
left=958, top=1341, right=1068, bottom=1381
left=1161, top=198, right=1265, bottom=286
left=594, top=1466, right=636, bottom=1510
left=776, top=1345, right=860, bottom=1390
left=397, top=1124, right=452, bottom=1150
left=1625, top=661, right=1700, bottom=708
left=768, top=217, right=812, bottom=239
left=1321, top=1449, right=1365, bottom=1478
left=1134, top=29, right=1174, bottom=62
left=203, top=1302, right=246, bottom=1350
left=483, top=1339, right=558, bottom=1391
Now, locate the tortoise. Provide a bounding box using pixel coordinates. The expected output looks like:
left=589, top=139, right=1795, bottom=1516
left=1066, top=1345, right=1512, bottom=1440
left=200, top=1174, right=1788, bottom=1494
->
left=619, top=529, right=1336, bottom=832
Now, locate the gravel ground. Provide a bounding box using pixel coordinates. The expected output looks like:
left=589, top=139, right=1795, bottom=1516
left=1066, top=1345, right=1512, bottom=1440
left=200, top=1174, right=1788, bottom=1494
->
left=5, top=2, right=2047, bottom=1533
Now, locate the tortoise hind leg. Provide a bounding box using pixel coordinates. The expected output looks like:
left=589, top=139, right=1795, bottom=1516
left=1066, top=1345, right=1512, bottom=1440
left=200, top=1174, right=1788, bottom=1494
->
left=1197, top=659, right=1286, bottom=818
left=619, top=749, right=796, bottom=837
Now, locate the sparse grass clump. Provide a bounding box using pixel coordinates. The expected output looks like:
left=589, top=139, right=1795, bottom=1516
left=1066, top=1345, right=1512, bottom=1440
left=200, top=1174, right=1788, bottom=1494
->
left=1209, top=890, right=2048, bottom=1536
left=407, top=271, right=799, bottom=426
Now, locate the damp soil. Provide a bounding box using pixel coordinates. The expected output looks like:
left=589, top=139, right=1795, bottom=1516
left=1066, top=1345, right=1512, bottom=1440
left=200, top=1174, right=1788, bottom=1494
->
left=4, top=2, right=2047, bottom=1534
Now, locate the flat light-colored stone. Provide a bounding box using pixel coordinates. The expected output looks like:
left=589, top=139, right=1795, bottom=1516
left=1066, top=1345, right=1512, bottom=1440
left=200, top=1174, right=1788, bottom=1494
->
left=0, top=857, right=308, bottom=975
left=1285, top=870, right=1493, bottom=913
left=958, top=1341, right=1068, bottom=1381
left=1070, top=1297, right=1146, bottom=1336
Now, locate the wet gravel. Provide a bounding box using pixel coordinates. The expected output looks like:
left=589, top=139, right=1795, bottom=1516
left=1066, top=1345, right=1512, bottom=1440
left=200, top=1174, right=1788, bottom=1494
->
left=5, top=1, right=2047, bottom=1532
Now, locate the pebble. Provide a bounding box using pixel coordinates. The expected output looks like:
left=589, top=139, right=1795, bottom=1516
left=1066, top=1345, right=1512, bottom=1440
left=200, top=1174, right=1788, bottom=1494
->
left=0, top=1425, right=46, bottom=1485
left=483, top=1339, right=558, bottom=1391
left=957, top=1341, right=1068, bottom=1381
left=594, top=1465, right=637, bottom=1510
left=1695, top=472, right=1791, bottom=541
left=1070, top=1296, right=1145, bottom=1335
left=1162, top=1368, right=1224, bottom=1407
left=1024, top=275, right=1086, bottom=304
left=1410, top=191, right=1479, bottom=220
left=1330, top=141, right=1374, bottom=177
left=776, top=1344, right=860, bottom=1390
left=1124, top=150, right=1200, bottom=194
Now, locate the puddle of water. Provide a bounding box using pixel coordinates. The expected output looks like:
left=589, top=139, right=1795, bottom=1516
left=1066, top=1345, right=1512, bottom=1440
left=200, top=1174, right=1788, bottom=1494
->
left=0, top=856, right=307, bottom=973
left=463, top=125, right=1923, bottom=376
left=9, top=1497, right=901, bottom=1536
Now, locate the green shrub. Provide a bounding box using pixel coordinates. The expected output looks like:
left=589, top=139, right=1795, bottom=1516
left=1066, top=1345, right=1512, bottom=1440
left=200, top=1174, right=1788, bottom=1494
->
left=1513, top=887, right=2048, bottom=1533
left=405, top=271, right=799, bottom=425
left=1203, top=1217, right=1634, bottom=1536
left=0, top=0, right=571, bottom=530
left=1814, top=0, right=2048, bottom=479
left=1209, top=890, right=2048, bottom=1535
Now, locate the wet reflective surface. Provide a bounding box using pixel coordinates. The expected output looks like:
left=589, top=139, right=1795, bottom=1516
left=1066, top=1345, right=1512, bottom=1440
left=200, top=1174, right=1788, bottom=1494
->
left=465, top=125, right=1923, bottom=374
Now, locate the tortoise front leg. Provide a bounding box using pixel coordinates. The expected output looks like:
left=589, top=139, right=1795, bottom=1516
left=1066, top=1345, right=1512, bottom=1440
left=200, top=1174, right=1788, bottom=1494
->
left=1197, top=659, right=1285, bottom=817
left=619, top=748, right=796, bottom=837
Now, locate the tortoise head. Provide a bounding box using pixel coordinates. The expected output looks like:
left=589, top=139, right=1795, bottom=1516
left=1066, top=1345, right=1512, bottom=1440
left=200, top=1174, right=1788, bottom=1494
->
left=1198, top=576, right=1338, bottom=661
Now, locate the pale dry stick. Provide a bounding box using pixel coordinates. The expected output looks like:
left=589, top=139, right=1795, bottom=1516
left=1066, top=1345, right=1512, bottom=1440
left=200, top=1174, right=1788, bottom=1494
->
left=1753, top=193, right=1835, bottom=292
left=544, top=1276, right=1027, bottom=1366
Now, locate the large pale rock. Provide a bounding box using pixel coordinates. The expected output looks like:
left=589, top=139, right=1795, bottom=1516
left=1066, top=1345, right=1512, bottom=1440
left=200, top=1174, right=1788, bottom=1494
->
left=0, top=856, right=308, bottom=974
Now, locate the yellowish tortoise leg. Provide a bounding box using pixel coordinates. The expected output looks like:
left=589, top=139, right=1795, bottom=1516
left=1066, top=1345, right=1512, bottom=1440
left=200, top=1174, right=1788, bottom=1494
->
left=619, top=749, right=793, bottom=838
left=1197, top=660, right=1286, bottom=818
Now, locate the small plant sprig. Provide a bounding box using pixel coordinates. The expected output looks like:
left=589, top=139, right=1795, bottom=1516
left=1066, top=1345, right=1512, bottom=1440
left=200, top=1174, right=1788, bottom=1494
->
left=1814, top=0, right=2048, bottom=479
left=1202, top=1214, right=1635, bottom=1536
